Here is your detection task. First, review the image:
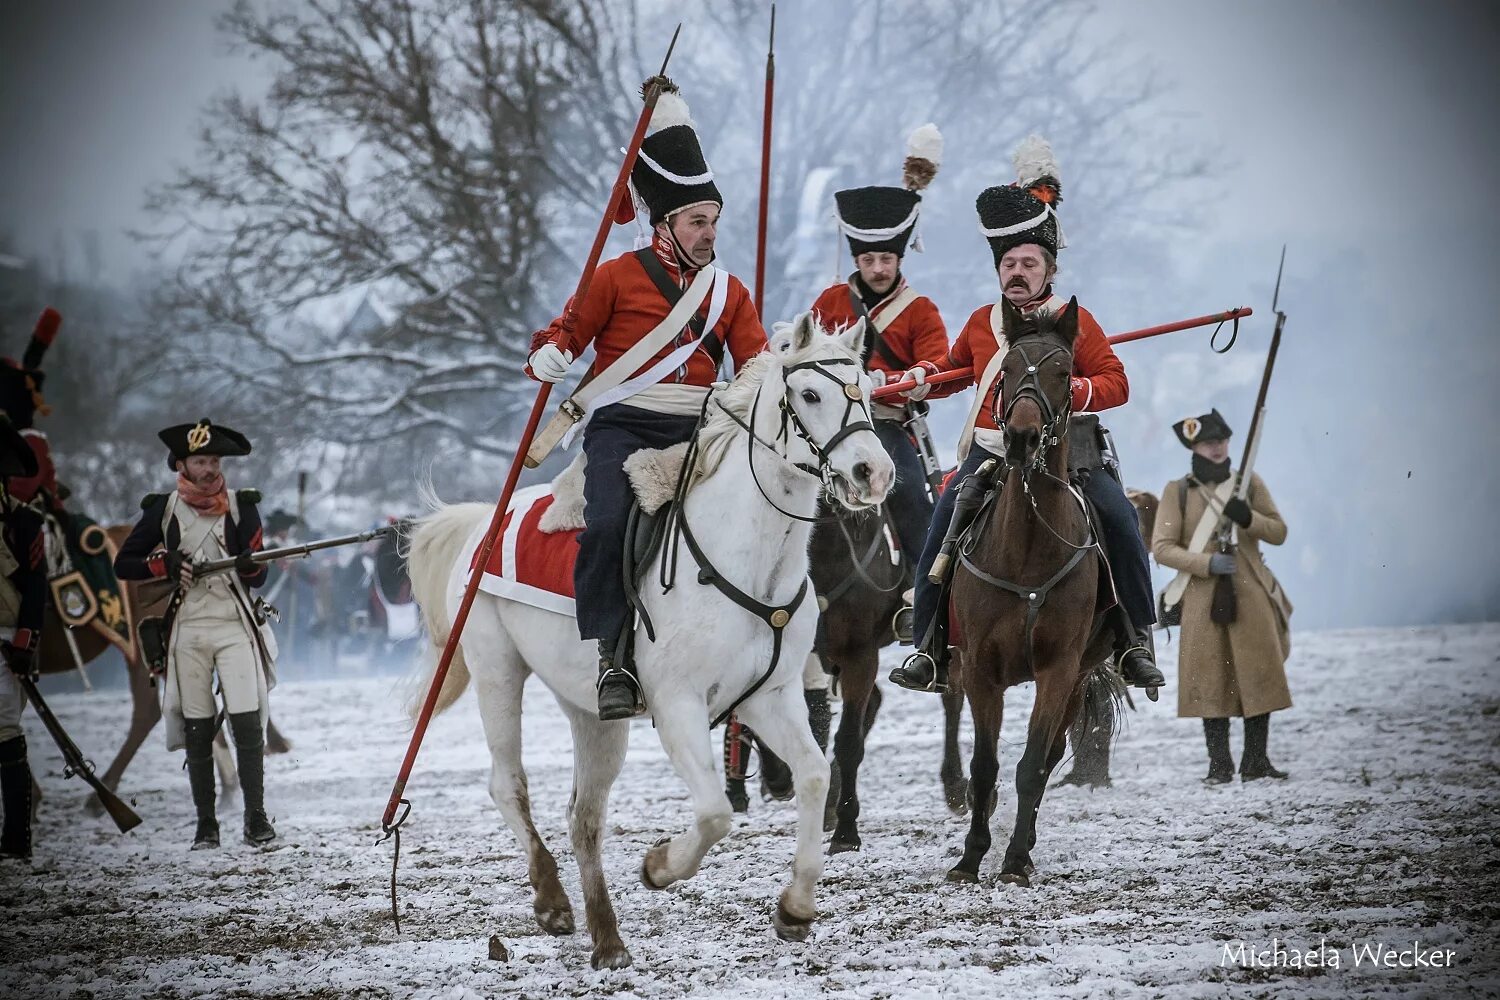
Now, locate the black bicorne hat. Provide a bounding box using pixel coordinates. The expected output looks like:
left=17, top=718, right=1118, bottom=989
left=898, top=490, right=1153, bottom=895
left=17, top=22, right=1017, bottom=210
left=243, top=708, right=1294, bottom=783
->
left=0, top=413, right=39, bottom=480
left=1172, top=408, right=1233, bottom=448
left=628, top=85, right=722, bottom=227
left=158, top=418, right=252, bottom=470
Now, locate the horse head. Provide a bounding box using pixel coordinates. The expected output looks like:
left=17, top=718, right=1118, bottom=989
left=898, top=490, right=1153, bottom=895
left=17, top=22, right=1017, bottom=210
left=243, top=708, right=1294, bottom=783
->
left=997, top=296, right=1080, bottom=470
left=766, top=311, right=894, bottom=511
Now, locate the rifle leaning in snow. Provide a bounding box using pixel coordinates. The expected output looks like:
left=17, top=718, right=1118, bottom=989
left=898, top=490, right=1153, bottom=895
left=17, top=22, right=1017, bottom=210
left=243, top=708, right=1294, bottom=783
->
left=18, top=675, right=142, bottom=832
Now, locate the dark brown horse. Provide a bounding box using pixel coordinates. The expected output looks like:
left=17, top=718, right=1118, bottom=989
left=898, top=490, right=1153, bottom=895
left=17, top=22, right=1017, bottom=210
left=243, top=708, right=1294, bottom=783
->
left=947, top=298, right=1122, bottom=885
left=810, top=502, right=968, bottom=854
left=38, top=524, right=289, bottom=816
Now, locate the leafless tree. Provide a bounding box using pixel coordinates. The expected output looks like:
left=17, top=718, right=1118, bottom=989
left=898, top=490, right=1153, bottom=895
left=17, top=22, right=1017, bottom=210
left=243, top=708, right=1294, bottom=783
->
left=147, top=0, right=1213, bottom=502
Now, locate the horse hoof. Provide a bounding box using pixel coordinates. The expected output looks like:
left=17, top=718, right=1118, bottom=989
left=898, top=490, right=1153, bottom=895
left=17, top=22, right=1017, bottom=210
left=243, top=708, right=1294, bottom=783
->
left=827, top=837, right=861, bottom=856
left=534, top=906, right=575, bottom=936
left=945, top=785, right=970, bottom=816
left=773, top=901, right=815, bottom=942
left=640, top=839, right=674, bottom=890
left=999, top=871, right=1031, bottom=887
left=590, top=944, right=633, bottom=970
left=1145, top=686, right=1160, bottom=703
left=945, top=867, right=979, bottom=884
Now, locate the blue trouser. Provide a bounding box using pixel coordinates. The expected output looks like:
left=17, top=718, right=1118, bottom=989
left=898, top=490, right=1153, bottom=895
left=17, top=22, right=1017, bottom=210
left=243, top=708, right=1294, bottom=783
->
left=872, top=418, right=935, bottom=563
left=910, top=443, right=1156, bottom=648
left=576, top=403, right=700, bottom=643
left=911, top=445, right=998, bottom=648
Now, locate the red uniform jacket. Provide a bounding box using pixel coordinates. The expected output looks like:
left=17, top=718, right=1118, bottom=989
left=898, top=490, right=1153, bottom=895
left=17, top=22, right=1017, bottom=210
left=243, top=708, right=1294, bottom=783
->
left=928, top=293, right=1128, bottom=433
left=809, top=278, right=949, bottom=381
left=529, top=234, right=766, bottom=387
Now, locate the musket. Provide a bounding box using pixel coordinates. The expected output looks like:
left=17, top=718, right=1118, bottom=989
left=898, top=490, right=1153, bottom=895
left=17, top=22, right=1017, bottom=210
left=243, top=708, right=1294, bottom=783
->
left=192, top=525, right=395, bottom=579
left=753, top=4, right=776, bottom=318
left=871, top=306, right=1253, bottom=402
left=380, top=28, right=686, bottom=925
left=18, top=674, right=142, bottom=832
left=903, top=404, right=946, bottom=501
left=1160, top=250, right=1288, bottom=622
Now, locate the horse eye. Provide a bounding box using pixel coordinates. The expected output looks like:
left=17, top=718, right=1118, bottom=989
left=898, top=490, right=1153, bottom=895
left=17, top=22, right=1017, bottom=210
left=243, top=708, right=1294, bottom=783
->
left=801, top=389, right=821, bottom=404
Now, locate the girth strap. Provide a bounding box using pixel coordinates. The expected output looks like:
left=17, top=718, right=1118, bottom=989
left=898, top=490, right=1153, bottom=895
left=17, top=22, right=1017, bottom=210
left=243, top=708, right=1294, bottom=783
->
left=676, top=510, right=809, bottom=728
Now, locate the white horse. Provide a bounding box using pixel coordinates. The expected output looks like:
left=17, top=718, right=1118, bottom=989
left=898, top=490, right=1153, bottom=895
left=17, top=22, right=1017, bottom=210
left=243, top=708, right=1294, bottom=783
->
left=407, top=313, right=893, bottom=969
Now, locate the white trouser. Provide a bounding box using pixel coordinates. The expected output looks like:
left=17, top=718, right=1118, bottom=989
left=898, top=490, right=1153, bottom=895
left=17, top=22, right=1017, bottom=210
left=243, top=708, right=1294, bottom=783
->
left=802, top=651, right=830, bottom=691
left=174, top=589, right=260, bottom=719
left=0, top=670, right=25, bottom=742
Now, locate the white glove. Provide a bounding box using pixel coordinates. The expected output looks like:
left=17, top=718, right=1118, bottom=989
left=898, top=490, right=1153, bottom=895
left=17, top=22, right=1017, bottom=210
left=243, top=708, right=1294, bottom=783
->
left=868, top=369, right=889, bottom=389
left=529, top=343, right=574, bottom=383
left=901, top=366, right=931, bottom=402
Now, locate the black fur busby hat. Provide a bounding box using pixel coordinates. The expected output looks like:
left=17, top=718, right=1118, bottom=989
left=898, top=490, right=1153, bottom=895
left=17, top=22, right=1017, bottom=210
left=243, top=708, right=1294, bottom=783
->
left=0, top=413, right=39, bottom=480
left=1173, top=408, right=1233, bottom=448
left=976, top=135, right=1065, bottom=265
left=625, top=81, right=722, bottom=227
left=158, top=418, right=253, bottom=471
left=0, top=307, right=61, bottom=429
left=835, top=124, right=943, bottom=257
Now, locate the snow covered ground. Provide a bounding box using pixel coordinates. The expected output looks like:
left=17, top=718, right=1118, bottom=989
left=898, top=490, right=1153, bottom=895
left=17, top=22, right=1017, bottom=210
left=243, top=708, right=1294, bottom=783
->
left=2, top=624, right=1498, bottom=999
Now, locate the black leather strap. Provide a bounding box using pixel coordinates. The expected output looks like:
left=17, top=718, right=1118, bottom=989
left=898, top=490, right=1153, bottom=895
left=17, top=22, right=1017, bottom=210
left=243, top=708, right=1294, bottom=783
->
left=635, top=248, right=725, bottom=371
left=847, top=282, right=903, bottom=370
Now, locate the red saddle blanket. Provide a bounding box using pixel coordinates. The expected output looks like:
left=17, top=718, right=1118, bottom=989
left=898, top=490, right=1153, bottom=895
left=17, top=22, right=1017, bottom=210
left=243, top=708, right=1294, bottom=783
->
left=471, top=485, right=579, bottom=616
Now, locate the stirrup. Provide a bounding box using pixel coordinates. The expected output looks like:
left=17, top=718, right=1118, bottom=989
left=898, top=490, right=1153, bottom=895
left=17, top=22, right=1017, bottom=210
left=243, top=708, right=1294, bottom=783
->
left=596, top=666, right=645, bottom=721
left=891, top=606, right=914, bottom=644
left=889, top=650, right=946, bottom=693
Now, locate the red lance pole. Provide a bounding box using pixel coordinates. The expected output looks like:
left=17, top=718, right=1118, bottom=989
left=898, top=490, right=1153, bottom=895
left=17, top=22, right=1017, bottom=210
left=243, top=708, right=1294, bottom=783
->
left=379, top=28, right=683, bottom=848
left=753, top=4, right=776, bottom=318
left=870, top=305, right=1253, bottom=402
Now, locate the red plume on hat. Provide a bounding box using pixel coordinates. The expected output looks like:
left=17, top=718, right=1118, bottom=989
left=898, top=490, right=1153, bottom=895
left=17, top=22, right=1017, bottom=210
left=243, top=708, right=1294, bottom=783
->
left=23, top=308, right=61, bottom=371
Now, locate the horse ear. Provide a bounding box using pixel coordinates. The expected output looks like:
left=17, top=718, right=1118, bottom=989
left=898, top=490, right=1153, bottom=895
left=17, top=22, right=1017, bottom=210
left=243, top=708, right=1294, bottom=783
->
left=1001, top=297, right=1025, bottom=337
left=771, top=311, right=818, bottom=355
left=1057, top=296, right=1080, bottom=345
left=838, top=317, right=867, bottom=355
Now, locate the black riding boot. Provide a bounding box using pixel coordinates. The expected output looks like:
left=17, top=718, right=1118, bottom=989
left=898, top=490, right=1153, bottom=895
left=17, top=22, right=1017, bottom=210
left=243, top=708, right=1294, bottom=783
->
left=230, top=711, right=277, bottom=845
left=183, top=717, right=220, bottom=849
left=805, top=688, right=832, bottom=757
left=1240, top=713, right=1289, bottom=781
left=0, top=735, right=33, bottom=859
left=1202, top=718, right=1234, bottom=785
left=595, top=640, right=644, bottom=722
left=1116, top=624, right=1166, bottom=692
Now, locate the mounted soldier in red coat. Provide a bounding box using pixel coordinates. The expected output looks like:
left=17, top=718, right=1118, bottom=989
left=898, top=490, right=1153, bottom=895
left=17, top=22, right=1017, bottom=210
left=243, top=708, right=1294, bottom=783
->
left=889, top=136, right=1166, bottom=697
left=808, top=124, right=949, bottom=564
left=523, top=83, right=767, bottom=721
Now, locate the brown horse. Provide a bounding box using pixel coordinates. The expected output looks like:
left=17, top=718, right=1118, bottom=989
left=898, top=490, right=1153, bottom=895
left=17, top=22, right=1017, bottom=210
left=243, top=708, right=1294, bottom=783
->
left=38, top=524, right=289, bottom=816
left=947, top=298, right=1123, bottom=885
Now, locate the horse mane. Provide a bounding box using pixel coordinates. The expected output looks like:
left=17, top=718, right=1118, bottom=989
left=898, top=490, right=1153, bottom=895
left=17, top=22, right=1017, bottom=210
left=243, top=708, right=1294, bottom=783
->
left=691, top=317, right=856, bottom=484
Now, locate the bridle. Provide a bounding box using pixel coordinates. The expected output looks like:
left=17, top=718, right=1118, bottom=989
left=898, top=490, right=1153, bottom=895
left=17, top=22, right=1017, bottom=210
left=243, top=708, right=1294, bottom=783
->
left=713, top=355, right=876, bottom=523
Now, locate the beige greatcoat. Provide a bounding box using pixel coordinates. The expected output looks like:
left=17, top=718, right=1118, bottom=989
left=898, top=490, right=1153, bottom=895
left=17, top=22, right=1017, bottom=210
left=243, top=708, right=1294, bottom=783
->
left=1152, top=472, right=1293, bottom=719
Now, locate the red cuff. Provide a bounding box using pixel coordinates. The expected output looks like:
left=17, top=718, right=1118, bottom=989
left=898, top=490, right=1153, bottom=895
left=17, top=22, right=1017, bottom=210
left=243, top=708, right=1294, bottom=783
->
left=11, top=628, right=35, bottom=651
left=147, top=551, right=167, bottom=578
left=1070, top=377, right=1094, bottom=411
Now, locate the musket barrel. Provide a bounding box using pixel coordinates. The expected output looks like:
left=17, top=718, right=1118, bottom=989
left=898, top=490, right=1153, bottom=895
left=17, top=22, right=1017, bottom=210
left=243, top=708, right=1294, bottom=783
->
left=195, top=526, right=395, bottom=576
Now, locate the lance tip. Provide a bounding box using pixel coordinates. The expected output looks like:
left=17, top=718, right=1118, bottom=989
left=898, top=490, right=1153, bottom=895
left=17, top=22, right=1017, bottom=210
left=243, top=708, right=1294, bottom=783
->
left=659, top=23, right=682, bottom=74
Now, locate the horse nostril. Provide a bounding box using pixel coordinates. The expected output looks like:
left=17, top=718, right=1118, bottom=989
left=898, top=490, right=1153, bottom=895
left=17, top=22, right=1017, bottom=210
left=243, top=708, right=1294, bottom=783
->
left=853, top=461, right=871, bottom=486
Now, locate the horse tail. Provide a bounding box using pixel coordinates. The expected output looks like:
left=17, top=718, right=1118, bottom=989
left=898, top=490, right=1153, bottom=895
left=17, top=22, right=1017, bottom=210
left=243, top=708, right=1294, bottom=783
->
left=1080, top=658, right=1128, bottom=749
left=405, top=501, right=492, bottom=720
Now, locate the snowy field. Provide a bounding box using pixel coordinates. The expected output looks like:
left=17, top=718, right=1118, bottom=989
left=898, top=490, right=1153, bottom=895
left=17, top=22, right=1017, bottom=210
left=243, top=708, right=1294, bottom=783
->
left=2, top=624, right=1498, bottom=999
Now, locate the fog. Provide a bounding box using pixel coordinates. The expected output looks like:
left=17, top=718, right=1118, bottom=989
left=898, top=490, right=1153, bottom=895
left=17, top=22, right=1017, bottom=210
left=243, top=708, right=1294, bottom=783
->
left=2, top=0, right=1497, bottom=629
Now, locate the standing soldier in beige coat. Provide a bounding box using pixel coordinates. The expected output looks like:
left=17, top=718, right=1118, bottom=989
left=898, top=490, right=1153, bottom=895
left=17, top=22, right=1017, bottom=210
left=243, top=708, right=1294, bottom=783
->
left=1152, top=409, right=1294, bottom=783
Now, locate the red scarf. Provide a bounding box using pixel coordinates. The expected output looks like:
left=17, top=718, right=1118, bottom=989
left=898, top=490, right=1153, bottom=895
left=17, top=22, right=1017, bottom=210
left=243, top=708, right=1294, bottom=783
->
left=176, top=471, right=229, bottom=516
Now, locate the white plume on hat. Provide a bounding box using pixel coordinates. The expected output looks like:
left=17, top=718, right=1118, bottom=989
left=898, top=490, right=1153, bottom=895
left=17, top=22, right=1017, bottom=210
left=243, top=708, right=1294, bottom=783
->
left=648, top=90, right=694, bottom=133
left=903, top=123, right=943, bottom=192
left=1012, top=134, right=1061, bottom=188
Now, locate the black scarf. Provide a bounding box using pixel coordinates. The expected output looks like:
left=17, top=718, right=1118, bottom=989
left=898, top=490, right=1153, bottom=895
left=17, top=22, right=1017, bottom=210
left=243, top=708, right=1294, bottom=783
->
left=1191, top=454, right=1232, bottom=485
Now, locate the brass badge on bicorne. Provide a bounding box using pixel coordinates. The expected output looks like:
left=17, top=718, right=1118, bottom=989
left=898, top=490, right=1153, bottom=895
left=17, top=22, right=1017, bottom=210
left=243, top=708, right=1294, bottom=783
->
left=187, top=421, right=212, bottom=452
left=1181, top=417, right=1201, bottom=442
